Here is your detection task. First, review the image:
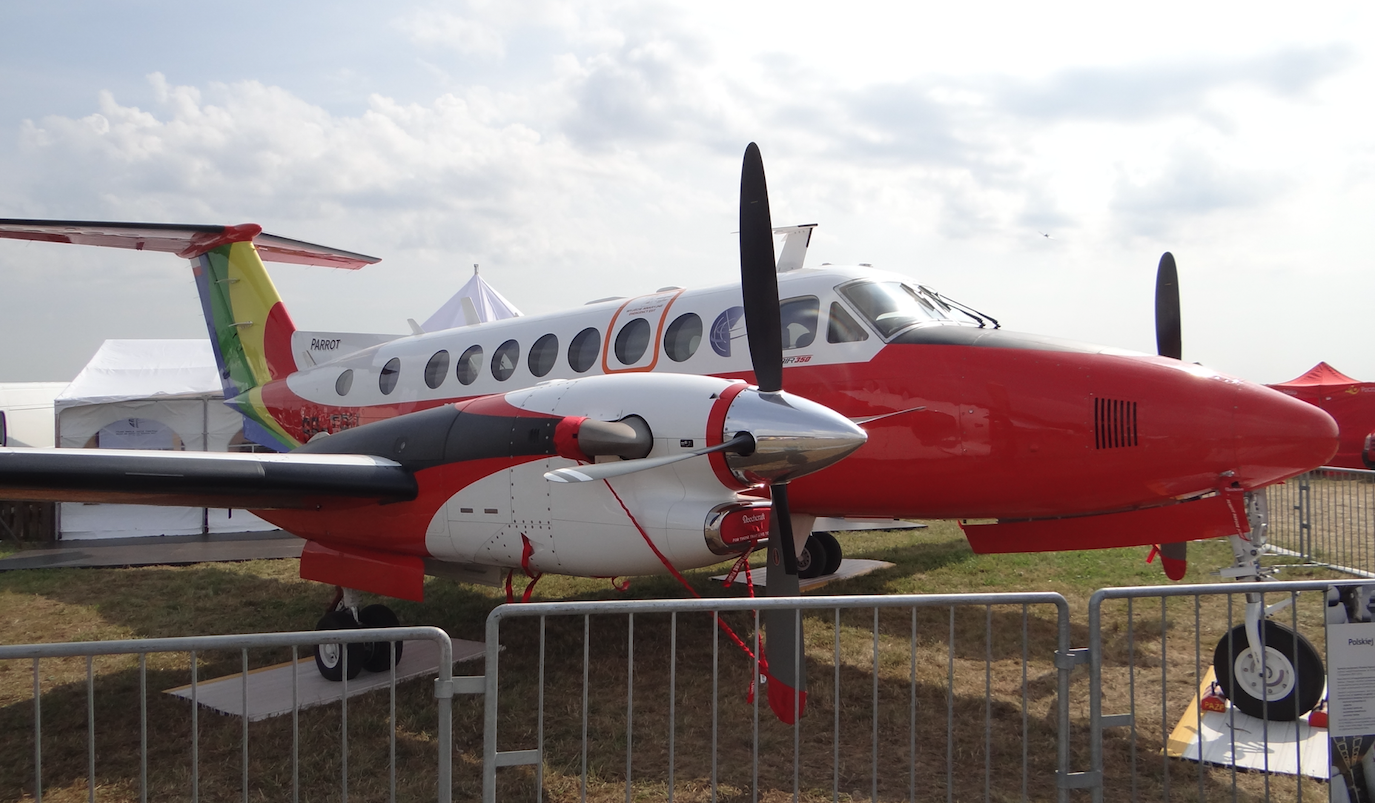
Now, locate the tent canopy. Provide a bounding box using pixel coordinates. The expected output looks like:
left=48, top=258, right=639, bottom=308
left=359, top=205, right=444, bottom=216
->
left=0, top=382, right=68, bottom=447
left=420, top=266, right=521, bottom=332
left=56, top=339, right=221, bottom=410
left=52, top=339, right=276, bottom=538
left=1272, top=361, right=1361, bottom=388
left=1268, top=362, right=1375, bottom=469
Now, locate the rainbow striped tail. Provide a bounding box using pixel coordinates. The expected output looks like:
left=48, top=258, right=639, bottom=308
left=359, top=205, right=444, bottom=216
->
left=0, top=219, right=380, bottom=451
left=187, top=227, right=381, bottom=451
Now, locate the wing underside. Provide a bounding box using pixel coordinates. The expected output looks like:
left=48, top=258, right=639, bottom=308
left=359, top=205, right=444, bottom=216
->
left=0, top=448, right=416, bottom=509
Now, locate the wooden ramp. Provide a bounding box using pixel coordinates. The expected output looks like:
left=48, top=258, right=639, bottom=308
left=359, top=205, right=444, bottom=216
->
left=166, top=637, right=485, bottom=721
left=1166, top=668, right=1329, bottom=780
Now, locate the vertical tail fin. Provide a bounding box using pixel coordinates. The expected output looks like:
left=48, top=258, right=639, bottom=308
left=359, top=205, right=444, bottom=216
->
left=190, top=240, right=303, bottom=451
left=186, top=231, right=381, bottom=452
left=0, top=219, right=381, bottom=451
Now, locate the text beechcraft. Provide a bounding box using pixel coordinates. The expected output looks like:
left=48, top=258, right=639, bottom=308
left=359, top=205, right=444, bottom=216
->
left=0, top=145, right=1338, bottom=725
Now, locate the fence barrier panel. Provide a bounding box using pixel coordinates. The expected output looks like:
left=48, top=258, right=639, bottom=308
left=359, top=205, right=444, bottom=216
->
left=1088, top=579, right=1372, bottom=803
left=480, top=592, right=1074, bottom=803
left=1269, top=468, right=1375, bottom=578
left=0, top=626, right=461, bottom=803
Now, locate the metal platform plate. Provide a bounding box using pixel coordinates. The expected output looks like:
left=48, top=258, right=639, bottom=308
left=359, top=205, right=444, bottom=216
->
left=166, top=637, right=485, bottom=721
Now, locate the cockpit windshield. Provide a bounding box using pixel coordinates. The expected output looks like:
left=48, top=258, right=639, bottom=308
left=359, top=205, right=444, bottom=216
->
left=837, top=280, right=952, bottom=338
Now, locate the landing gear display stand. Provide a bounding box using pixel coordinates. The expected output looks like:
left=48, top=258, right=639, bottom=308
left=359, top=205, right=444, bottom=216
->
left=1328, top=584, right=1375, bottom=802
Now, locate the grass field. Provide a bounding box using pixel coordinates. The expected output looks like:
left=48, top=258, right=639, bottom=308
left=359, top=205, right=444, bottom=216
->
left=0, top=522, right=1350, bottom=802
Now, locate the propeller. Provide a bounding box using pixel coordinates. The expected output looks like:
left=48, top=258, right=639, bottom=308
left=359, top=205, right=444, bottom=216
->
left=738, top=142, right=808, bottom=724
left=1154, top=252, right=1188, bottom=580
left=542, top=143, right=864, bottom=722
left=1155, top=252, right=1182, bottom=361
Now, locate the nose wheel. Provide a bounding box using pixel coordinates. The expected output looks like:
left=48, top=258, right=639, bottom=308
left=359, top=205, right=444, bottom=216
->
left=797, top=531, right=843, bottom=579
left=1212, top=619, right=1324, bottom=721
left=314, top=609, right=367, bottom=681
left=312, top=589, right=404, bottom=681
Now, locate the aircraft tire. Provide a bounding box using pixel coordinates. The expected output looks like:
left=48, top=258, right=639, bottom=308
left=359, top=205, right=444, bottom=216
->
left=314, top=610, right=366, bottom=682
left=815, top=531, right=843, bottom=575
left=1213, top=620, right=1324, bottom=721
left=797, top=534, right=826, bottom=579
left=358, top=603, right=404, bottom=672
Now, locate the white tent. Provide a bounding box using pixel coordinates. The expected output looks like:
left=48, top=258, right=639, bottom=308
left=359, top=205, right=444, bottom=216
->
left=0, top=382, right=68, bottom=447
left=420, top=266, right=522, bottom=332
left=54, top=339, right=277, bottom=540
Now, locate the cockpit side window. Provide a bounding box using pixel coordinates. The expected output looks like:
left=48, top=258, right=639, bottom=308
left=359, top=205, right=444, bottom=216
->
left=837, top=280, right=949, bottom=339
left=780, top=296, right=819, bottom=350
left=826, top=302, right=869, bottom=343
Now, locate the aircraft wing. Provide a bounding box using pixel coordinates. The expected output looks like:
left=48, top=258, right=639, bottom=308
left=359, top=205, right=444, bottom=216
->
left=0, top=219, right=380, bottom=269
left=0, top=447, right=416, bottom=509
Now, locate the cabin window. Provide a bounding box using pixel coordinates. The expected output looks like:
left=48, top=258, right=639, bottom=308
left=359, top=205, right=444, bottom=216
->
left=457, top=345, right=483, bottom=385
left=379, top=357, right=401, bottom=395
left=826, top=302, right=869, bottom=343
left=615, top=318, right=651, bottom=365
left=335, top=369, right=353, bottom=396
left=780, top=296, right=819, bottom=350
left=664, top=313, right=702, bottom=362
left=529, top=333, right=559, bottom=378
left=838, top=280, right=949, bottom=338
left=569, top=327, right=600, bottom=373
left=492, top=339, right=520, bottom=381
left=424, top=350, right=450, bottom=389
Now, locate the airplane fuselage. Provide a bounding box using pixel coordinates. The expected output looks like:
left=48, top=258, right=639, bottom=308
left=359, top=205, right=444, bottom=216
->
left=248, top=264, right=1334, bottom=543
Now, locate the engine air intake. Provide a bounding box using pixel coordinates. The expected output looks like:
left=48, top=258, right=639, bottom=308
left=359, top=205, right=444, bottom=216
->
left=1094, top=398, right=1138, bottom=449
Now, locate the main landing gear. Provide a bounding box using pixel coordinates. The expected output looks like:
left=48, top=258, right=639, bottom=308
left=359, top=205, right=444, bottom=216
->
left=1210, top=491, right=1326, bottom=721
left=313, top=587, right=405, bottom=681
left=797, top=531, right=843, bottom=580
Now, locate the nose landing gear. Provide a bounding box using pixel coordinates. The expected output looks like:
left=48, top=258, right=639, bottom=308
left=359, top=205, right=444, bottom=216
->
left=1211, top=490, right=1327, bottom=721
left=312, top=587, right=405, bottom=681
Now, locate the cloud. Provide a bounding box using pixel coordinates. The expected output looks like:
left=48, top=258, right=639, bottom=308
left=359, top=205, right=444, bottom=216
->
left=392, top=8, right=506, bottom=58
left=1109, top=147, right=1287, bottom=238
left=991, top=46, right=1355, bottom=123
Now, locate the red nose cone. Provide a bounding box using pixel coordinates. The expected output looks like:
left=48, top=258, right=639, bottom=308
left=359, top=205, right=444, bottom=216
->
left=1232, top=381, right=1339, bottom=488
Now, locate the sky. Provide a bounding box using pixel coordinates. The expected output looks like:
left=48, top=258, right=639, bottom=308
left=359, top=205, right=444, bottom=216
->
left=1, top=1, right=1371, bottom=384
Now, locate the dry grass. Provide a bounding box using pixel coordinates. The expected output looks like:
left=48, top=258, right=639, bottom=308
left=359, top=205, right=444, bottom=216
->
left=0, top=523, right=1352, bottom=802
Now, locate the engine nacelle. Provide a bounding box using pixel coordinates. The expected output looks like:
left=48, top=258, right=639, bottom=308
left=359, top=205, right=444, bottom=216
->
left=423, top=372, right=861, bottom=578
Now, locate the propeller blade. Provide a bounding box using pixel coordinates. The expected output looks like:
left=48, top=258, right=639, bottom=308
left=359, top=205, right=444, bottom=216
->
left=1158, top=541, right=1188, bottom=581
left=762, top=482, right=806, bottom=723
left=739, top=143, right=783, bottom=394
left=1155, top=252, right=1182, bottom=360
left=544, top=433, right=753, bottom=483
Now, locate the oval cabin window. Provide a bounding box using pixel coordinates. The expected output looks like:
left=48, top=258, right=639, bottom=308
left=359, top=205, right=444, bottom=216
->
left=424, top=350, right=450, bottom=389
left=615, top=318, right=651, bottom=365
left=528, top=334, right=558, bottom=378
left=492, top=340, right=520, bottom=381
left=664, top=313, right=702, bottom=362
left=568, top=327, right=601, bottom=373
left=379, top=357, right=401, bottom=395
left=456, top=345, right=483, bottom=385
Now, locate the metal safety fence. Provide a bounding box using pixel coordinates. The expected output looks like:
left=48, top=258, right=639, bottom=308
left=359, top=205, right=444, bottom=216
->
left=1088, top=579, right=1372, bottom=803
left=0, top=626, right=462, bottom=803
left=480, top=592, right=1076, bottom=803
left=3, top=583, right=1368, bottom=802
left=1269, top=468, right=1375, bottom=577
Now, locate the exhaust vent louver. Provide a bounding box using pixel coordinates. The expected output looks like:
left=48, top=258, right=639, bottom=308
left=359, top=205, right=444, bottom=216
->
left=1094, top=398, right=1138, bottom=449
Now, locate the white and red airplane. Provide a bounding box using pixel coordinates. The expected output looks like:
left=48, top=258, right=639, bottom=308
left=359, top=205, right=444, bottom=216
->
left=0, top=145, right=1338, bottom=723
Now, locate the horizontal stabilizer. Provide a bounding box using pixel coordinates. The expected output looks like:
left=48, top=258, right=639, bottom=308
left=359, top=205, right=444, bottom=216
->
left=0, top=219, right=380, bottom=269
left=0, top=447, right=416, bottom=509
